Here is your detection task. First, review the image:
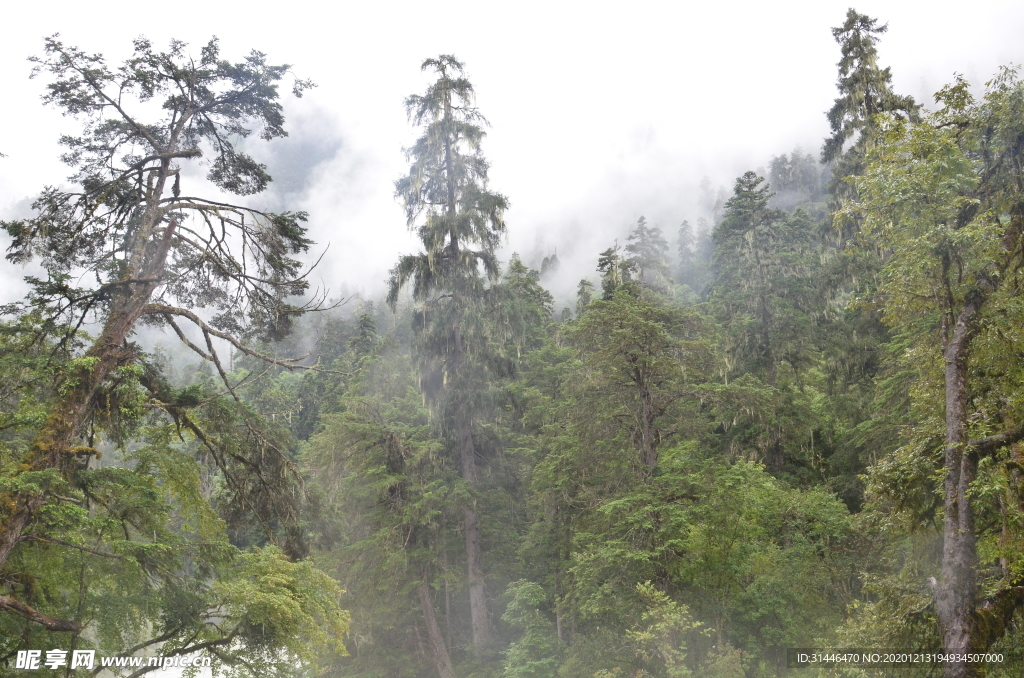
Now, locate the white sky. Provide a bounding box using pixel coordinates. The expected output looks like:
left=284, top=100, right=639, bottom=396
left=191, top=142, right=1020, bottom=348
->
left=2, top=0, right=1024, bottom=307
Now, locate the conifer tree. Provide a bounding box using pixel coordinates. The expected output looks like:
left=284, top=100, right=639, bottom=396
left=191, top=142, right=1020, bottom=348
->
left=675, top=220, right=695, bottom=287
left=576, top=279, right=594, bottom=317
left=710, top=173, right=781, bottom=382
left=0, top=36, right=325, bottom=637
left=597, top=244, right=635, bottom=300
left=625, top=216, right=671, bottom=294
left=0, top=40, right=352, bottom=678
left=387, top=54, right=508, bottom=651
left=817, top=9, right=919, bottom=502
left=708, top=172, right=822, bottom=470
left=768, top=147, right=826, bottom=213
left=822, top=8, right=918, bottom=214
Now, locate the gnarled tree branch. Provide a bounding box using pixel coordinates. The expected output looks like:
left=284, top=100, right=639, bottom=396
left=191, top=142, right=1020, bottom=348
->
left=968, top=422, right=1024, bottom=456
left=0, top=595, right=82, bottom=632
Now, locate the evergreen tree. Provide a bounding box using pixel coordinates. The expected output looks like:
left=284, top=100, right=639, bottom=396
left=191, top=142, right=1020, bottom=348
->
left=540, top=251, right=560, bottom=278
left=816, top=9, right=919, bottom=507
left=596, top=244, right=635, bottom=300
left=624, top=216, right=671, bottom=294
left=709, top=172, right=782, bottom=384
left=517, top=289, right=854, bottom=676
left=0, top=37, right=348, bottom=662
left=768, top=147, right=827, bottom=214
left=576, top=279, right=595, bottom=316
left=387, top=54, right=508, bottom=653
left=822, top=8, right=918, bottom=216
left=303, top=336, right=459, bottom=678
left=708, top=172, right=823, bottom=472
left=675, top=220, right=695, bottom=288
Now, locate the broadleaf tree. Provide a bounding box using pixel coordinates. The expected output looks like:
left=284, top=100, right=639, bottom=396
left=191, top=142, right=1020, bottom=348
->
left=846, top=68, right=1024, bottom=678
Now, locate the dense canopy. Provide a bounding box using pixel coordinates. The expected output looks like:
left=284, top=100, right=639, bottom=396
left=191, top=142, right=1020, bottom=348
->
left=3, top=10, right=1024, bottom=678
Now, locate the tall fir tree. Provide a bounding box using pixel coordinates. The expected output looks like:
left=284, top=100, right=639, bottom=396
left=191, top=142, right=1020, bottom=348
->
left=597, top=244, right=635, bottom=300
left=388, top=55, right=508, bottom=653
left=817, top=9, right=919, bottom=507
left=822, top=8, right=918, bottom=222
left=675, top=220, right=696, bottom=289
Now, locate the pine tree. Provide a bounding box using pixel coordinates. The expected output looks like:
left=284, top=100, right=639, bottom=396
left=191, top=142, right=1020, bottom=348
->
left=387, top=54, right=508, bottom=652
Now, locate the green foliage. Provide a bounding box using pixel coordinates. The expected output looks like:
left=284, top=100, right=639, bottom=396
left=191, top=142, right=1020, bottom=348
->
left=301, top=336, right=459, bottom=676
left=832, top=66, right=1024, bottom=658
left=512, top=281, right=856, bottom=677
left=628, top=582, right=705, bottom=678
left=388, top=54, right=507, bottom=307
left=215, top=547, right=349, bottom=669
left=768, top=148, right=828, bottom=217
left=502, top=581, right=559, bottom=678
left=625, top=217, right=672, bottom=295
left=12, top=17, right=1024, bottom=678
left=706, top=171, right=833, bottom=481
left=0, top=313, right=347, bottom=675
left=3, top=36, right=315, bottom=341
left=597, top=244, right=636, bottom=300
left=0, top=36, right=344, bottom=674
left=576, top=279, right=595, bottom=317
left=822, top=8, right=918, bottom=211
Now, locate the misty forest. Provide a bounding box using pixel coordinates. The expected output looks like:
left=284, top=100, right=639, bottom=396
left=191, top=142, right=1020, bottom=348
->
left=4, top=8, right=1024, bottom=678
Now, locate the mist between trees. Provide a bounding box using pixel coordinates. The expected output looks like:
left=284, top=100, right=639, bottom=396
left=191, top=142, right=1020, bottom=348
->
left=2, top=8, right=1024, bottom=678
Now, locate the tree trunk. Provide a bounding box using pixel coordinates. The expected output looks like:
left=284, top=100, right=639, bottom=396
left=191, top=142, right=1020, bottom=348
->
left=931, top=235, right=1024, bottom=675
left=935, top=290, right=985, bottom=678
left=419, top=577, right=456, bottom=678
left=754, top=246, right=783, bottom=471
left=459, top=417, right=490, bottom=649
left=449, top=316, right=490, bottom=650
left=637, top=378, right=658, bottom=470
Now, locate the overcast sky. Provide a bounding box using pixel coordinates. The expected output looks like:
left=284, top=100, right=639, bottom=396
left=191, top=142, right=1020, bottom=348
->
left=2, top=0, right=1024, bottom=308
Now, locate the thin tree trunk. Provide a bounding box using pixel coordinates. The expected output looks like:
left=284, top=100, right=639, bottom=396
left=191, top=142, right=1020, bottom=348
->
left=443, top=547, right=453, bottom=647
left=419, top=578, right=456, bottom=678
left=555, top=599, right=563, bottom=644
left=754, top=243, right=783, bottom=471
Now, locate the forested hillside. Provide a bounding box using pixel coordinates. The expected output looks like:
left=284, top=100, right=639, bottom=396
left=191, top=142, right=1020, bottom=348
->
left=3, top=9, right=1024, bottom=678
